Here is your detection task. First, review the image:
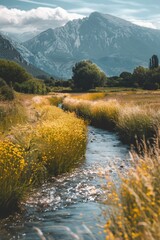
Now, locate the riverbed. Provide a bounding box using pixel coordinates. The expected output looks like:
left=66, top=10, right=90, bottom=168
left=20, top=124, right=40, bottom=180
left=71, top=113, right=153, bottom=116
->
left=0, top=126, right=129, bottom=240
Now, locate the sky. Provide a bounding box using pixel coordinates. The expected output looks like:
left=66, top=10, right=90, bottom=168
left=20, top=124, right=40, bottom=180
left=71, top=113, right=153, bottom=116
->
left=0, top=0, right=160, bottom=34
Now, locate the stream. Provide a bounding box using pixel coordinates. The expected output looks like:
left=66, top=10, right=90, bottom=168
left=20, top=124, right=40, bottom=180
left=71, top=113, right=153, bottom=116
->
left=0, top=126, right=130, bottom=240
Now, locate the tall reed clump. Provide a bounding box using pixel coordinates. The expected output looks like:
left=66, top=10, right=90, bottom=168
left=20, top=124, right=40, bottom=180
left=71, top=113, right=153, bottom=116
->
left=63, top=97, right=159, bottom=144
left=49, top=95, right=64, bottom=106
left=116, top=106, right=156, bottom=144
left=63, top=98, right=120, bottom=130
left=63, top=98, right=92, bottom=120
left=104, top=144, right=160, bottom=240
left=90, top=100, right=120, bottom=129
left=72, top=92, right=106, bottom=101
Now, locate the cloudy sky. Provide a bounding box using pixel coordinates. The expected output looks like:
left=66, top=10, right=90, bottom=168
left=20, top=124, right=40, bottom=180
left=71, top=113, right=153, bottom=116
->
left=0, top=0, right=160, bottom=35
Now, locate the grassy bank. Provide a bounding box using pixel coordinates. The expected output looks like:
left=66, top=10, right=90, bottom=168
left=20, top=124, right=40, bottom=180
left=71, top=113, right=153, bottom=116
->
left=0, top=98, right=27, bottom=133
left=62, top=92, right=160, bottom=239
left=104, top=144, right=160, bottom=240
left=63, top=94, right=160, bottom=145
left=0, top=94, right=87, bottom=216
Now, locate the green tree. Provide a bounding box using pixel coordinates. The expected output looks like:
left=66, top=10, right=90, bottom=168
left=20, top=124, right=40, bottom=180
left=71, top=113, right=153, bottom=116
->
left=149, top=55, right=159, bottom=69
left=119, top=72, right=132, bottom=80
left=0, top=60, right=31, bottom=86
left=72, top=60, right=106, bottom=91
left=132, top=66, right=148, bottom=88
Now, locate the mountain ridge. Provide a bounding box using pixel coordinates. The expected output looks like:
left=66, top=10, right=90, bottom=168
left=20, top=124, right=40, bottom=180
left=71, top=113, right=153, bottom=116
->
left=0, top=33, right=50, bottom=77
left=3, top=12, right=160, bottom=78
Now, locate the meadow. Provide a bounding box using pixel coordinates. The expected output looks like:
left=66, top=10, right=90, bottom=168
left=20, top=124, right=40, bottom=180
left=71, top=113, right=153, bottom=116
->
left=62, top=90, right=160, bottom=240
left=0, top=94, right=87, bottom=216
left=63, top=91, right=160, bottom=145
left=0, top=89, right=160, bottom=239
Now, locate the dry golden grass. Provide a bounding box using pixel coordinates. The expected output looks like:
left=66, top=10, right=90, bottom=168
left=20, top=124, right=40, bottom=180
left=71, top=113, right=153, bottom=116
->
left=71, top=92, right=106, bottom=101
left=0, top=94, right=87, bottom=215
left=63, top=91, right=160, bottom=144
left=105, top=144, right=160, bottom=240
left=63, top=91, right=160, bottom=240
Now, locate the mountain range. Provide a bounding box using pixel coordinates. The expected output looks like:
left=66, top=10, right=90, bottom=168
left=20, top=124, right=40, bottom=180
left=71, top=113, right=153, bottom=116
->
left=0, top=34, right=49, bottom=77
left=1, top=12, right=160, bottom=78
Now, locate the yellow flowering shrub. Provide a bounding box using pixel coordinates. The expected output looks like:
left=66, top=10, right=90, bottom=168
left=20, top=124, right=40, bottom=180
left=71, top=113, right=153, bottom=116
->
left=11, top=106, right=87, bottom=176
left=0, top=140, right=27, bottom=215
left=35, top=114, right=87, bottom=175
left=0, top=96, right=87, bottom=216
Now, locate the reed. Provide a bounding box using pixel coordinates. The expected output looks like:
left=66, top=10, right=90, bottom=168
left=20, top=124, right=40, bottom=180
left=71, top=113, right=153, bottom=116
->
left=72, top=92, right=106, bottom=101
left=105, top=143, right=160, bottom=240
left=116, top=106, right=156, bottom=144
left=63, top=97, right=159, bottom=144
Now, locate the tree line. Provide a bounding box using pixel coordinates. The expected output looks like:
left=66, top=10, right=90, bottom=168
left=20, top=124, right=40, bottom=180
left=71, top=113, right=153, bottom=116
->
left=107, top=55, right=160, bottom=90
left=69, top=55, right=160, bottom=91
left=0, top=60, right=48, bottom=100
left=0, top=54, right=159, bottom=100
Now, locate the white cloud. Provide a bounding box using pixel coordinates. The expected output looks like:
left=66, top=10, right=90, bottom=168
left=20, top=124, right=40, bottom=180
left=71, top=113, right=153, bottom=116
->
left=0, top=3, right=159, bottom=38
left=131, top=19, right=157, bottom=29
left=109, top=7, right=159, bottom=29
left=0, top=5, right=84, bottom=34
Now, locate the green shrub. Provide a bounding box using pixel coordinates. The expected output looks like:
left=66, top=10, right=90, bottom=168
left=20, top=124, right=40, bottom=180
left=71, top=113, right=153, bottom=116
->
left=14, top=78, right=47, bottom=94
left=0, top=59, right=31, bottom=85
left=0, top=77, right=7, bottom=87
left=0, top=85, right=14, bottom=101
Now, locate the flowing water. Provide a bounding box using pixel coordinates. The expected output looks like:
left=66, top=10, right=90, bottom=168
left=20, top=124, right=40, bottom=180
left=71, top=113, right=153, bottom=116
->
left=0, top=126, right=130, bottom=240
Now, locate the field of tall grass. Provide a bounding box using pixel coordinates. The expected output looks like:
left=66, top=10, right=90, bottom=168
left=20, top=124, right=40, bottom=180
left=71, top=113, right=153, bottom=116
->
left=71, top=92, right=106, bottom=101
left=104, top=144, right=160, bottom=240
left=63, top=92, right=160, bottom=145
left=0, top=94, right=87, bottom=216
left=62, top=91, right=160, bottom=239
left=0, top=98, right=27, bottom=133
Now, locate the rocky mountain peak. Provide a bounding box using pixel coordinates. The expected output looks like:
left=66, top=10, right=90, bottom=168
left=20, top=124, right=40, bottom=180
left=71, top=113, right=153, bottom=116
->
left=12, top=12, right=160, bottom=78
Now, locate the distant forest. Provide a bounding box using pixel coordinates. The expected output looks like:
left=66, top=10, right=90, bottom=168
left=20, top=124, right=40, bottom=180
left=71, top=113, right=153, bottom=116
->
left=0, top=54, right=160, bottom=99
left=40, top=54, right=160, bottom=91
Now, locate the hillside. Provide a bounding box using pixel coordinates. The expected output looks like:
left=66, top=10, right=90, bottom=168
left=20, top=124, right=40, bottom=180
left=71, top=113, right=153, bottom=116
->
left=0, top=34, right=49, bottom=77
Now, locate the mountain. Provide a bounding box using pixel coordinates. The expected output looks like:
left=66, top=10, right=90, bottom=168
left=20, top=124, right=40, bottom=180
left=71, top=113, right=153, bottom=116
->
left=0, top=31, right=39, bottom=43
left=0, top=34, right=49, bottom=77
left=22, top=12, right=160, bottom=78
